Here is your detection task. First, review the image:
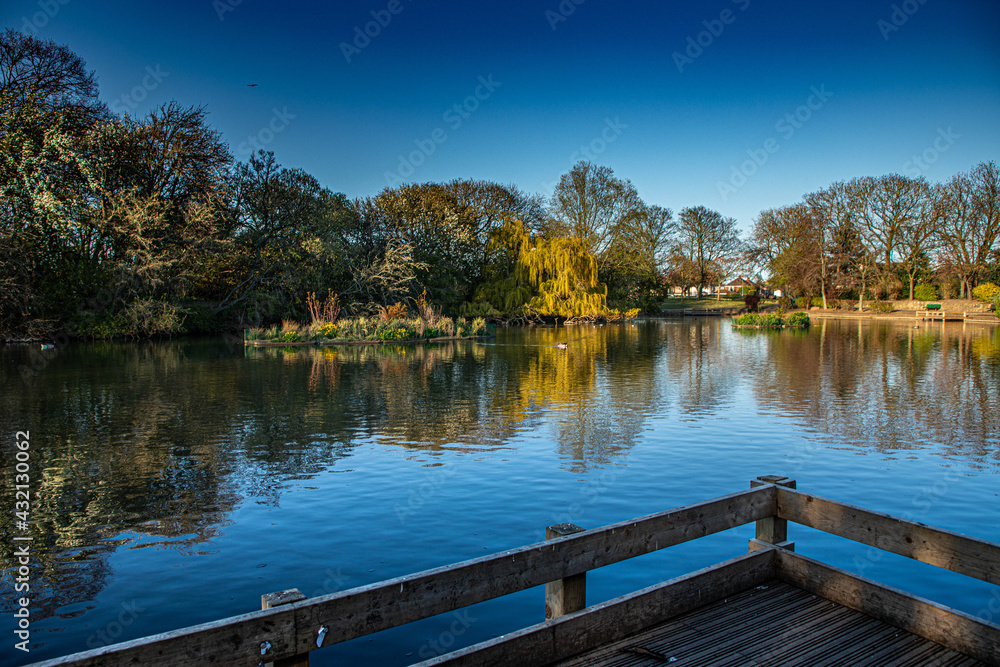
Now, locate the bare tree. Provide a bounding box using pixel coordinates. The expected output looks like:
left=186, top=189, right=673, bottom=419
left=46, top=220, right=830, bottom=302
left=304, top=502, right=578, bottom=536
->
left=750, top=203, right=822, bottom=303
left=547, top=161, right=644, bottom=263
left=936, top=161, right=1000, bottom=297
left=675, top=206, right=741, bottom=297
left=0, top=28, right=104, bottom=121
left=806, top=181, right=863, bottom=303
left=614, top=203, right=675, bottom=275
left=896, top=185, right=940, bottom=300
left=844, top=174, right=927, bottom=299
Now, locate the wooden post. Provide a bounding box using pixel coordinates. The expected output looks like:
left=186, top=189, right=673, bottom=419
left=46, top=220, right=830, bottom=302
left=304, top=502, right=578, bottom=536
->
left=749, top=475, right=796, bottom=552
left=261, top=589, right=308, bottom=667
left=545, top=523, right=586, bottom=619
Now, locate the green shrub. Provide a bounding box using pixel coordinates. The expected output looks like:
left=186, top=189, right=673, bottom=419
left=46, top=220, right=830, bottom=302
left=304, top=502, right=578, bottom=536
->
left=871, top=301, right=894, bottom=314
left=913, top=283, right=939, bottom=301
left=378, top=325, right=415, bottom=341
left=810, top=297, right=824, bottom=308
left=732, top=313, right=784, bottom=328
left=777, top=296, right=792, bottom=311
left=994, top=296, right=1000, bottom=319
left=971, top=282, right=1000, bottom=303
left=787, top=312, right=810, bottom=327
left=794, top=296, right=808, bottom=309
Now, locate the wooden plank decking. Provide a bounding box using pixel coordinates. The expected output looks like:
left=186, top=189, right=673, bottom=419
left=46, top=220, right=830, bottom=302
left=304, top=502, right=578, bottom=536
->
left=555, top=581, right=987, bottom=667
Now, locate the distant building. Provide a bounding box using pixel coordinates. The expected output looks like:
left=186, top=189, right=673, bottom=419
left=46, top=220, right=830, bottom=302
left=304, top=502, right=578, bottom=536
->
left=721, top=277, right=757, bottom=294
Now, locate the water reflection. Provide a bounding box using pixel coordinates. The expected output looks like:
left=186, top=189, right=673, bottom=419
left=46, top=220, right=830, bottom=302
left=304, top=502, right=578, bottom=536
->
left=1, top=320, right=997, bottom=624
left=742, top=320, right=1000, bottom=467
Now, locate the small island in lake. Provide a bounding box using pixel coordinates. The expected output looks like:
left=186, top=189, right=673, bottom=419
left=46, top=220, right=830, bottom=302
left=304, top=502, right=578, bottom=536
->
left=731, top=312, right=810, bottom=329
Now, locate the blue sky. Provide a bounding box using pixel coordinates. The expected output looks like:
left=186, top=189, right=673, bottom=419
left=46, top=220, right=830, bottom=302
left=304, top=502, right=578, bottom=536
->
left=4, top=0, right=999, bottom=231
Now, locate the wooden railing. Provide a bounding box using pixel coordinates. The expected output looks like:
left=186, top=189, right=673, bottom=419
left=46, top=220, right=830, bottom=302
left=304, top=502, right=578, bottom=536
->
left=775, top=485, right=998, bottom=585
left=29, top=476, right=1000, bottom=667
left=772, top=484, right=1000, bottom=663
left=31, top=484, right=774, bottom=666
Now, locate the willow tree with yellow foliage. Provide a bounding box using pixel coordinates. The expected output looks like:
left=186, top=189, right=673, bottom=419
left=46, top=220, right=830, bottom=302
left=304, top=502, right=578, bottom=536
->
left=521, top=236, right=609, bottom=320
left=468, top=216, right=637, bottom=322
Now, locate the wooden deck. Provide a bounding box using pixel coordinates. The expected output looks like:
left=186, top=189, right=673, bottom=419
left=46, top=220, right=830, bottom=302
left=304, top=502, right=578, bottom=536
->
left=555, top=581, right=986, bottom=667
left=917, top=310, right=982, bottom=323
left=29, top=475, right=1000, bottom=667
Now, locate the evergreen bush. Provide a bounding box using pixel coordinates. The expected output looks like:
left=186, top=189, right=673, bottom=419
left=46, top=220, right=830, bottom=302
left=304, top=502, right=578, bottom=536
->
left=787, top=312, right=810, bottom=327
left=913, top=283, right=939, bottom=301
left=971, top=283, right=1000, bottom=303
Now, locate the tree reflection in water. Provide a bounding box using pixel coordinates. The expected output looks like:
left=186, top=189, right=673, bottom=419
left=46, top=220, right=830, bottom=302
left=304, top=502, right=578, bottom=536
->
left=0, top=320, right=996, bottom=622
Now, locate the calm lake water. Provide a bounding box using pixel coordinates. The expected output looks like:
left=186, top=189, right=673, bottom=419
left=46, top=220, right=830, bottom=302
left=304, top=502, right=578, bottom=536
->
left=1, top=318, right=999, bottom=665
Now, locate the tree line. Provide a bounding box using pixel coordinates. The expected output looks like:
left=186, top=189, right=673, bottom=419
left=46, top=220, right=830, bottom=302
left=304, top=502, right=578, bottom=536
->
left=748, top=166, right=1000, bottom=308
left=2, top=29, right=997, bottom=339
left=0, top=30, right=719, bottom=338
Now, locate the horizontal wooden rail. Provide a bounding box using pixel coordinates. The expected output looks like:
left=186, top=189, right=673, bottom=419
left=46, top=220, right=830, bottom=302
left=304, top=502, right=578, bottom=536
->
left=775, top=548, right=1000, bottom=665
left=416, top=548, right=777, bottom=667
left=34, top=485, right=774, bottom=667
left=776, top=487, right=1000, bottom=585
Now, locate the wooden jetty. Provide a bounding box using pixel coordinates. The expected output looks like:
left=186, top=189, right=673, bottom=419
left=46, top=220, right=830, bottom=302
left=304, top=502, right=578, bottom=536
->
left=917, top=309, right=993, bottom=323
left=31, top=476, right=1000, bottom=667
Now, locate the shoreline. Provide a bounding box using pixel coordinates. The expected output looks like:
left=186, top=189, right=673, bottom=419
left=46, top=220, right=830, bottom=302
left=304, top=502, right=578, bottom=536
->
left=805, top=310, right=998, bottom=325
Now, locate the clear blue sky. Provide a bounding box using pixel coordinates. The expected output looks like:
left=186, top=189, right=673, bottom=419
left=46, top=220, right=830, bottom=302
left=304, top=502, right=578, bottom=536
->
left=4, top=0, right=999, bottom=231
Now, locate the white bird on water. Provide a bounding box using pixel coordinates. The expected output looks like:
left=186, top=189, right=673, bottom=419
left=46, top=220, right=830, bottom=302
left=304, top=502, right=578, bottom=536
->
left=556, top=342, right=568, bottom=349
